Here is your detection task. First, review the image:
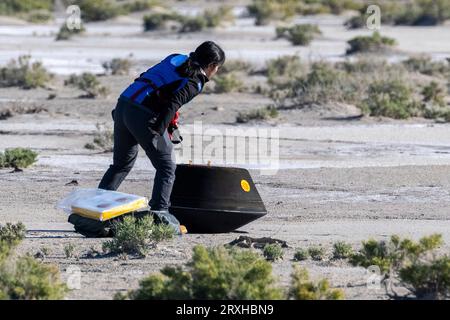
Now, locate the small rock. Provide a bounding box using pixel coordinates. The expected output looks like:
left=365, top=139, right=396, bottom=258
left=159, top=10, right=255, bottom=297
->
left=228, top=236, right=288, bottom=249
left=65, top=179, right=79, bottom=186
left=34, top=251, right=45, bottom=259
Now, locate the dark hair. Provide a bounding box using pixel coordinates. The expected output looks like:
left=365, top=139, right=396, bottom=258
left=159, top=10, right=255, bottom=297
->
left=176, top=41, right=225, bottom=77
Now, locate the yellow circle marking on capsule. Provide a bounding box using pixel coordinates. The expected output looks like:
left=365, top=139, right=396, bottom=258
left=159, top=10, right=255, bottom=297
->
left=241, top=179, right=251, bottom=192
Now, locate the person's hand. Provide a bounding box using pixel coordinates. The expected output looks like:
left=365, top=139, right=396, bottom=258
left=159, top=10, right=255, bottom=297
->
left=168, top=124, right=183, bottom=144
left=168, top=111, right=182, bottom=143
left=168, top=123, right=177, bottom=137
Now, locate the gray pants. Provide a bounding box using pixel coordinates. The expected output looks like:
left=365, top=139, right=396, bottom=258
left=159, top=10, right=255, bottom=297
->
left=98, top=98, right=176, bottom=210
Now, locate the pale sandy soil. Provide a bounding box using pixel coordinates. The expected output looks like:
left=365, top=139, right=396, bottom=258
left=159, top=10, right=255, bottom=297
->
left=0, top=1, right=449, bottom=300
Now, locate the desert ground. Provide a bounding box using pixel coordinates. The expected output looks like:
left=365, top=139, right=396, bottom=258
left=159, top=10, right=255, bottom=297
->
left=0, top=1, right=449, bottom=300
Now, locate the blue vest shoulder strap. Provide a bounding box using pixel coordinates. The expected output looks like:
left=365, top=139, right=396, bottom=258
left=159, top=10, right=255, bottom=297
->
left=121, top=54, right=189, bottom=104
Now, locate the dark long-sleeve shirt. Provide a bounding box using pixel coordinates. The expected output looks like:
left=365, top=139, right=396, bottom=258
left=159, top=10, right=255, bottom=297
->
left=142, top=71, right=209, bottom=135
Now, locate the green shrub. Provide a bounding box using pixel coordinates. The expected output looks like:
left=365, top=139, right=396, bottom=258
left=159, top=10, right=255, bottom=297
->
left=422, top=81, right=446, bottom=108
left=178, top=5, right=235, bottom=33
left=122, top=245, right=284, bottom=299
left=337, top=57, right=389, bottom=74
left=423, top=105, right=442, bottom=122
left=288, top=266, right=344, bottom=300
left=0, top=255, right=67, bottom=300
left=213, top=73, right=243, bottom=93
left=102, top=58, right=132, bottom=75
left=266, top=55, right=305, bottom=87
left=221, top=60, right=253, bottom=75
left=0, top=0, right=53, bottom=15
left=293, top=248, right=308, bottom=261
left=119, top=245, right=346, bottom=300
left=289, top=62, right=346, bottom=106
left=424, top=107, right=450, bottom=121
left=0, top=55, right=52, bottom=89
left=102, top=215, right=175, bottom=257
left=143, top=12, right=181, bottom=31
left=345, top=14, right=365, bottom=29
left=249, top=0, right=362, bottom=25
left=204, top=5, right=235, bottom=28
left=64, top=73, right=109, bottom=98
left=0, top=148, right=38, bottom=170
left=332, top=241, right=353, bottom=260
left=0, top=222, right=26, bottom=245
left=55, top=23, right=86, bottom=41
left=415, top=0, right=450, bottom=25
left=445, top=76, right=450, bottom=92
left=0, top=222, right=67, bottom=300
left=179, top=16, right=207, bottom=33
left=26, top=9, right=52, bottom=23
left=276, top=24, right=321, bottom=46
left=403, top=56, right=450, bottom=76
left=74, top=0, right=156, bottom=22
left=350, top=238, right=391, bottom=273
left=0, top=222, right=26, bottom=261
left=144, top=7, right=231, bottom=33
left=441, top=110, right=450, bottom=122
left=321, top=0, right=362, bottom=14
left=297, top=0, right=362, bottom=15
left=143, top=13, right=167, bottom=31
left=247, top=0, right=298, bottom=25
left=346, top=1, right=450, bottom=28
left=350, top=234, right=448, bottom=299
left=236, top=105, right=278, bottom=123
left=85, top=123, right=113, bottom=152
left=399, top=255, right=450, bottom=300
left=64, top=243, right=75, bottom=259
left=347, top=32, right=397, bottom=55
left=263, top=243, right=283, bottom=261
left=359, top=79, right=420, bottom=119
left=345, top=3, right=402, bottom=29
left=267, top=58, right=428, bottom=117
left=308, top=246, right=326, bottom=261
left=267, top=56, right=446, bottom=121
left=351, top=234, right=443, bottom=273
left=0, top=105, right=47, bottom=121
left=121, top=0, right=157, bottom=13
left=388, top=0, right=450, bottom=26
left=203, top=9, right=220, bottom=29
left=420, top=0, right=450, bottom=23
left=71, top=0, right=121, bottom=22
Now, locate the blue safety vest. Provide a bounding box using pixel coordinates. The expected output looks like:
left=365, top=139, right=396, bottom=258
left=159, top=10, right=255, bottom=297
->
left=121, top=54, right=190, bottom=104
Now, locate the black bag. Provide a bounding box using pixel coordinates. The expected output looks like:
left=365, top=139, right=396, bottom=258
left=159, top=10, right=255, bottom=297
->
left=68, top=209, right=154, bottom=238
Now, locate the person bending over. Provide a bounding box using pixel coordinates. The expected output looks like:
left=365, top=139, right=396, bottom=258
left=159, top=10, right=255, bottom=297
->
left=98, top=41, right=225, bottom=216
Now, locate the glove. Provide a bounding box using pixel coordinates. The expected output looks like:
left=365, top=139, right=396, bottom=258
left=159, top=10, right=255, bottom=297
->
left=168, top=111, right=183, bottom=144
